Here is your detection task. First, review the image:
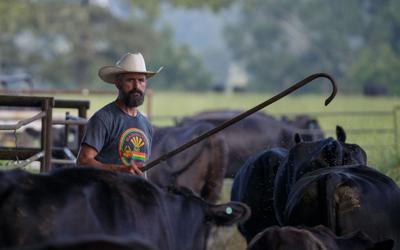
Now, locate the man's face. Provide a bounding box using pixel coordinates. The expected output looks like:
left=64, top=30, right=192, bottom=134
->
left=116, top=73, right=147, bottom=107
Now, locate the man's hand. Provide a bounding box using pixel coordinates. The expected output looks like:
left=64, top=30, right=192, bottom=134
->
left=105, top=163, right=142, bottom=176
left=77, top=145, right=143, bottom=176
left=124, top=161, right=143, bottom=176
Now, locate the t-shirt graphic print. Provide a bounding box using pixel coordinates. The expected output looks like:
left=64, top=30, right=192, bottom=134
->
left=118, top=128, right=149, bottom=166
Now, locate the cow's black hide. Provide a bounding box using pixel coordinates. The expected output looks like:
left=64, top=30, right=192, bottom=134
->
left=284, top=165, right=400, bottom=250
left=148, top=120, right=228, bottom=203
left=0, top=167, right=250, bottom=250
left=247, top=225, right=394, bottom=250
left=363, top=83, right=388, bottom=96
left=179, top=109, right=324, bottom=178
left=3, top=235, right=156, bottom=250
left=230, top=147, right=288, bottom=242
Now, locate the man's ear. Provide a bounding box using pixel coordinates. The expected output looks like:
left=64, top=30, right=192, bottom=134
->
left=115, top=81, right=122, bottom=90
left=205, top=201, right=250, bottom=226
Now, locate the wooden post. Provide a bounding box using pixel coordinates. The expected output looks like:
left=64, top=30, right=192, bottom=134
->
left=393, top=106, right=400, bottom=159
left=146, top=88, right=153, bottom=120
left=77, top=106, right=87, bottom=145
left=41, top=97, right=54, bottom=172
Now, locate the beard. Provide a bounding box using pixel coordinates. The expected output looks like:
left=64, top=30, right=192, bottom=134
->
left=119, top=89, right=145, bottom=107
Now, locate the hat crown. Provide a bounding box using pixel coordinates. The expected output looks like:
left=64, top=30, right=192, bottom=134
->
left=99, top=52, right=162, bottom=84
left=116, top=53, right=147, bottom=72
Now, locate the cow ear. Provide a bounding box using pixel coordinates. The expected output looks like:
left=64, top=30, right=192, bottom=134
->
left=336, top=126, right=346, bottom=143
left=369, top=239, right=394, bottom=250
left=205, top=201, right=250, bottom=226
left=294, top=133, right=302, bottom=144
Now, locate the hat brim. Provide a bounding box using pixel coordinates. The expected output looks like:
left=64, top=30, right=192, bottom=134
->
left=98, top=66, right=163, bottom=84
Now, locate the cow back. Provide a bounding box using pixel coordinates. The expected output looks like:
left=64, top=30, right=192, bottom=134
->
left=179, top=110, right=324, bottom=178
left=274, top=133, right=367, bottom=225
left=284, top=165, right=400, bottom=249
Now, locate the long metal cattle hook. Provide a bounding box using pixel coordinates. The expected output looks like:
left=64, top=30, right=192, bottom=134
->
left=142, top=73, right=337, bottom=172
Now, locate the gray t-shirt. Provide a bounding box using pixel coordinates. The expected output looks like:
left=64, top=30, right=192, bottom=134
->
left=81, top=102, right=153, bottom=166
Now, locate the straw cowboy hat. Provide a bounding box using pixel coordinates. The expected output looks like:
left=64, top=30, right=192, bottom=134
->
left=98, top=52, right=163, bottom=84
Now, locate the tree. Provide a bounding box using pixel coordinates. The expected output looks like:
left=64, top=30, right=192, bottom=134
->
left=346, top=44, right=400, bottom=94
left=131, top=0, right=235, bottom=17
left=224, top=0, right=400, bottom=94
left=0, top=0, right=215, bottom=91
left=149, top=29, right=213, bottom=91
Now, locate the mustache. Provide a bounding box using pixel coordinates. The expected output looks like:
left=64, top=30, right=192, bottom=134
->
left=128, top=89, right=144, bottom=96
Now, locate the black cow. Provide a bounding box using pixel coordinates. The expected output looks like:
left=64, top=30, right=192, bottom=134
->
left=148, top=120, right=228, bottom=203
left=6, top=235, right=156, bottom=250
left=247, top=225, right=394, bottom=250
left=179, top=109, right=324, bottom=178
left=230, top=147, right=288, bottom=242
left=274, top=126, right=367, bottom=225
left=280, top=114, right=323, bottom=142
left=0, top=167, right=250, bottom=250
left=231, top=126, right=367, bottom=242
left=284, top=165, right=400, bottom=249
left=363, top=83, right=388, bottom=96
left=0, top=73, right=33, bottom=90
left=25, top=126, right=79, bottom=149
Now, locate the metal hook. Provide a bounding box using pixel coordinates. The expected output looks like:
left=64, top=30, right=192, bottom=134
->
left=142, top=72, right=337, bottom=172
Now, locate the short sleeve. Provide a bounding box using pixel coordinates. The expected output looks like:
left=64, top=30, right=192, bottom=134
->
left=148, top=125, right=154, bottom=149
left=81, top=113, right=108, bottom=153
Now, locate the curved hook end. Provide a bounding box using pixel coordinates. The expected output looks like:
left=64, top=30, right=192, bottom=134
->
left=324, top=95, right=334, bottom=106
left=321, top=73, right=337, bottom=106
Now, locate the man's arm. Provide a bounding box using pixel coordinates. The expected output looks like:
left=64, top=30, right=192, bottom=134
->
left=77, top=144, right=143, bottom=175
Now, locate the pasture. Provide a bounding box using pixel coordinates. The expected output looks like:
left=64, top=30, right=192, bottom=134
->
left=52, top=90, right=400, bottom=177
left=1, top=90, right=400, bottom=250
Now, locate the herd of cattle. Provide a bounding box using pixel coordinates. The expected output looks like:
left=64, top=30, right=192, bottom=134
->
left=1, top=110, right=399, bottom=249
left=231, top=126, right=399, bottom=249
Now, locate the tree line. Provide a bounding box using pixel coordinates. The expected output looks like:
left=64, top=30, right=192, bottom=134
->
left=224, top=0, right=400, bottom=94
left=0, top=0, right=233, bottom=91
left=1, top=0, right=399, bottom=94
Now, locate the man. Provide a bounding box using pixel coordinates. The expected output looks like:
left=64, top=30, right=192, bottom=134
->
left=77, top=52, right=162, bottom=175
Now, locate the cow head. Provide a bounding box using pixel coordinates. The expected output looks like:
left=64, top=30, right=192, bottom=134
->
left=282, top=125, right=367, bottom=182
left=163, top=185, right=251, bottom=250
left=335, top=126, right=367, bottom=166
left=167, top=185, right=250, bottom=226
left=281, top=115, right=325, bottom=143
